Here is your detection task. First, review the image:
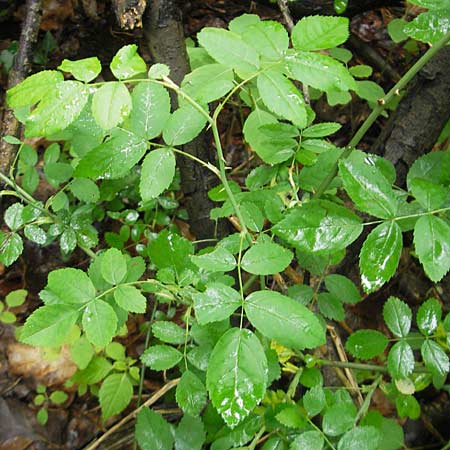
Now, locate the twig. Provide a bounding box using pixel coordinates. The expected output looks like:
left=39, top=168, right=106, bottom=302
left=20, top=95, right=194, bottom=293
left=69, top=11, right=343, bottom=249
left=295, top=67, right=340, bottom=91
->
left=277, top=0, right=294, bottom=32
left=276, top=0, right=310, bottom=103
left=83, top=378, right=180, bottom=450
left=0, top=0, right=42, bottom=178
left=327, top=324, right=364, bottom=407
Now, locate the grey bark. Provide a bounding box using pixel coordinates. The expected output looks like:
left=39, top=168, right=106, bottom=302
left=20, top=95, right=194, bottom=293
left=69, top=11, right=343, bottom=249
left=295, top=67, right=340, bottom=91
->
left=143, top=0, right=229, bottom=241
left=371, top=45, right=450, bottom=186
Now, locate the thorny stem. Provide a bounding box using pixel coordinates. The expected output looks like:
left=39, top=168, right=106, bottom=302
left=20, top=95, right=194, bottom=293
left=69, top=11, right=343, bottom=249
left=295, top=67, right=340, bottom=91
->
left=313, top=29, right=450, bottom=199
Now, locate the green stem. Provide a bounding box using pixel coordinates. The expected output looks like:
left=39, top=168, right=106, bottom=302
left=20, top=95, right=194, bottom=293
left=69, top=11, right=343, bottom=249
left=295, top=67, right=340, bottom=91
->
left=211, top=124, right=252, bottom=243
left=318, top=359, right=430, bottom=374
left=313, top=29, right=450, bottom=199
left=306, top=416, right=337, bottom=450
left=134, top=299, right=158, bottom=450
left=170, top=147, right=220, bottom=177
left=354, top=375, right=382, bottom=425
left=247, top=426, right=266, bottom=450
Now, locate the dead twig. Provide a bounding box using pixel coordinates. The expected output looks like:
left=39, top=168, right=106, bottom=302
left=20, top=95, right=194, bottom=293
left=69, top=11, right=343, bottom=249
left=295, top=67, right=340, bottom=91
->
left=83, top=378, right=180, bottom=450
left=0, top=0, right=42, bottom=178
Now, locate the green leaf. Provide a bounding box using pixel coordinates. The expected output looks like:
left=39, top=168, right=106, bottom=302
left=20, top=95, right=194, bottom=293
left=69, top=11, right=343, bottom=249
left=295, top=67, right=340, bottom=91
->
left=339, top=152, right=397, bottom=218
left=162, top=103, right=207, bottom=146
left=175, top=414, right=206, bottom=450
left=70, top=178, right=100, bottom=203
left=36, top=408, right=48, bottom=426
left=75, top=129, right=147, bottom=179
left=242, top=20, right=289, bottom=60
left=287, top=52, right=356, bottom=92
left=241, top=241, right=293, bottom=275
left=71, top=355, right=112, bottom=385
left=349, top=64, right=373, bottom=78
left=5, top=289, right=27, bottom=307
left=324, top=274, right=361, bottom=304
left=396, top=394, right=420, bottom=420
left=387, top=18, right=408, bottom=42
left=302, top=122, right=342, bottom=138
left=317, top=292, right=345, bottom=321
left=292, top=16, right=349, bottom=51
left=82, top=299, right=118, bottom=347
left=245, top=290, right=325, bottom=349
left=92, top=82, right=132, bottom=129
left=257, top=70, right=307, bottom=128
left=153, top=321, right=186, bottom=344
left=60, top=228, right=77, bottom=254
left=322, top=402, right=357, bottom=436
left=140, top=148, right=175, bottom=202
left=47, top=268, right=96, bottom=304
left=0, top=232, right=23, bottom=266
left=181, top=63, right=234, bottom=104
left=147, top=230, right=193, bottom=272
left=114, top=285, right=146, bottom=313
left=176, top=371, right=207, bottom=416
left=206, top=328, right=267, bottom=428
left=49, top=390, right=68, bottom=404
left=148, top=63, right=170, bottom=79
left=99, top=373, right=133, bottom=420
left=197, top=28, right=259, bottom=73
left=345, top=329, right=388, bottom=359
left=191, top=247, right=236, bottom=272
left=193, top=283, right=241, bottom=325
left=101, top=248, right=127, bottom=284
left=110, top=44, right=146, bottom=80
left=290, top=431, right=324, bottom=450
left=135, top=407, right=174, bottom=450
left=19, top=304, right=79, bottom=347
left=359, top=221, right=403, bottom=293
left=106, top=342, right=126, bottom=360
left=58, top=57, right=101, bottom=82
left=414, top=215, right=450, bottom=282
left=229, top=13, right=260, bottom=34
left=421, top=340, right=449, bottom=379
left=6, top=70, right=63, bottom=107
left=243, top=109, right=295, bottom=164
left=141, top=344, right=183, bottom=370
left=409, top=178, right=449, bottom=210
left=276, top=405, right=306, bottom=429
left=388, top=340, right=414, bottom=379
left=383, top=297, right=412, bottom=338
left=5, top=203, right=24, bottom=230
left=44, top=162, right=73, bottom=186
left=70, top=336, right=94, bottom=369
left=128, top=82, right=170, bottom=139
left=273, top=199, right=362, bottom=254
left=404, top=9, right=450, bottom=44
left=303, top=385, right=326, bottom=417
left=337, top=426, right=381, bottom=450
left=25, top=81, right=89, bottom=137
left=417, top=298, right=441, bottom=336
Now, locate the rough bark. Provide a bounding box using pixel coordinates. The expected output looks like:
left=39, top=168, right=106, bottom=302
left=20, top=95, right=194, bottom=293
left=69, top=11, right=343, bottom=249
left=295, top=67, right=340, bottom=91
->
left=0, top=0, right=42, bottom=178
left=112, top=0, right=146, bottom=30
left=371, top=45, right=450, bottom=186
left=258, top=0, right=403, bottom=17
left=143, top=0, right=229, bottom=241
